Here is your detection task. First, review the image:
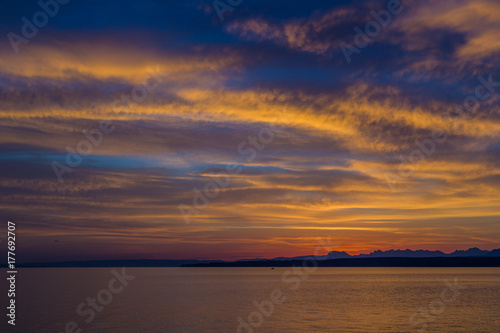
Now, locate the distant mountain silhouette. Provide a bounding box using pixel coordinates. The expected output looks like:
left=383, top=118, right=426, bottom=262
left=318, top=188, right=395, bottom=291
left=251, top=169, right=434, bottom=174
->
left=488, top=248, right=500, bottom=257
left=448, top=247, right=491, bottom=257
left=15, top=247, right=500, bottom=267
left=249, top=247, right=500, bottom=261
left=184, top=257, right=500, bottom=268
left=354, top=249, right=447, bottom=258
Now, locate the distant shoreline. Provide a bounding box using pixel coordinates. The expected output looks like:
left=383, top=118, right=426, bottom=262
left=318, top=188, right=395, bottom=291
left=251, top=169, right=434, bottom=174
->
left=182, top=257, right=500, bottom=268
left=12, top=256, right=500, bottom=268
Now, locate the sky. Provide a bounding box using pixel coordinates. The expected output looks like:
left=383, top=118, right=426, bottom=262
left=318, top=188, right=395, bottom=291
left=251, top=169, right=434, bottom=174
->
left=0, top=0, right=499, bottom=263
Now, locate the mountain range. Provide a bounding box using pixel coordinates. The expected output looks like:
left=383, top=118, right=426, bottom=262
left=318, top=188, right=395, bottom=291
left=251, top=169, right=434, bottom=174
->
left=237, top=247, right=500, bottom=262
left=16, top=247, right=500, bottom=267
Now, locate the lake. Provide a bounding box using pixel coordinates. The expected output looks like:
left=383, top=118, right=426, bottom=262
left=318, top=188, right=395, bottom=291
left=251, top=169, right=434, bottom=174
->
left=9, top=267, right=500, bottom=332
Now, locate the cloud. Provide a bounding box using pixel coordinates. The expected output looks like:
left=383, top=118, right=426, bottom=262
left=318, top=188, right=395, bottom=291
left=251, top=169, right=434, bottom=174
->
left=226, top=7, right=364, bottom=55
left=395, top=0, right=500, bottom=61
left=1, top=0, right=500, bottom=262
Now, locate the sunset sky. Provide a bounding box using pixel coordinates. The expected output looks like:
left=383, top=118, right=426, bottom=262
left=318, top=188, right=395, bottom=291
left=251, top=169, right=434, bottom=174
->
left=1, top=0, right=499, bottom=263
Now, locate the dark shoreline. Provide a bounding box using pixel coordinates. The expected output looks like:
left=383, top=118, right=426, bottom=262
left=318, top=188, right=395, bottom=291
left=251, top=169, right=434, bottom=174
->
left=13, top=256, right=500, bottom=268
left=182, top=257, right=500, bottom=268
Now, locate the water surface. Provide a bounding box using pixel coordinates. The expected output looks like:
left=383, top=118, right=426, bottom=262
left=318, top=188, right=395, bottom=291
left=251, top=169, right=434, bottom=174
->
left=9, top=267, right=500, bottom=332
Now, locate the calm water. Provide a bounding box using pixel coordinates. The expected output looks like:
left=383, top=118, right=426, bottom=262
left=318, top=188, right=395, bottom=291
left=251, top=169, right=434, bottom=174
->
left=6, top=267, right=500, bottom=332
